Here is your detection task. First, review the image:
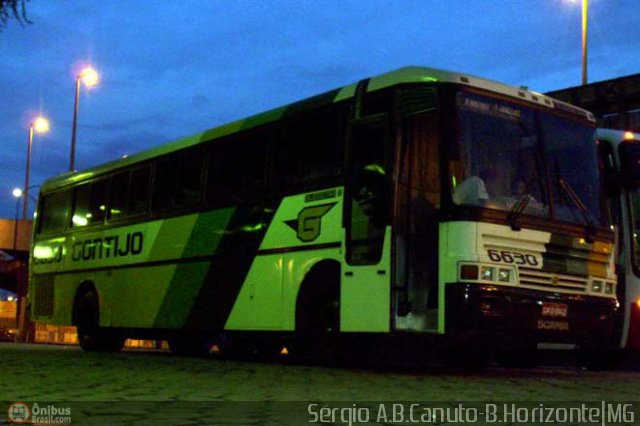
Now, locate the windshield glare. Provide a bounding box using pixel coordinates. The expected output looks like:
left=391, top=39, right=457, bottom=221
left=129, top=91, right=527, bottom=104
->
left=452, top=92, right=603, bottom=226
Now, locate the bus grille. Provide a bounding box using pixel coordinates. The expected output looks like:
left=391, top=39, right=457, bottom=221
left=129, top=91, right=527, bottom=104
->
left=517, top=267, right=588, bottom=293
left=34, top=276, right=54, bottom=317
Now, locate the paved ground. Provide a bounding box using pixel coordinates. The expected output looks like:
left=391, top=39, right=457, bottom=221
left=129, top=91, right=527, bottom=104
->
left=1, top=343, right=639, bottom=425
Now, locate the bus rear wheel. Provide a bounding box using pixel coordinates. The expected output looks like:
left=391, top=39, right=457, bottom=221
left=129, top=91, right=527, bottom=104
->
left=75, top=289, right=124, bottom=352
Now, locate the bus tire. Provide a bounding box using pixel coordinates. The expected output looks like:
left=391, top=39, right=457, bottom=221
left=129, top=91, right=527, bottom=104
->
left=294, top=261, right=340, bottom=360
left=74, top=287, right=124, bottom=352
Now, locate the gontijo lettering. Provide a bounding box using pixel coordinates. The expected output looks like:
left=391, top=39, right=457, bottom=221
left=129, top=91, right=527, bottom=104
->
left=72, top=231, right=144, bottom=261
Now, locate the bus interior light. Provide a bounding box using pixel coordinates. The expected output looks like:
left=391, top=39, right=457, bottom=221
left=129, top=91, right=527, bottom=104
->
left=72, top=216, right=88, bottom=227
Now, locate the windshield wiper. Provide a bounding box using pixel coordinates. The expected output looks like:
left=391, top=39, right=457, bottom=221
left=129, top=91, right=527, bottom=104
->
left=507, top=194, right=533, bottom=231
left=557, top=177, right=596, bottom=243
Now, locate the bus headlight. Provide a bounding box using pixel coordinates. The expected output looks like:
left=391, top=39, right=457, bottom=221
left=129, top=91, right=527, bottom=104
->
left=480, top=266, right=495, bottom=281
left=604, top=282, right=615, bottom=295
left=459, top=263, right=515, bottom=284
left=591, top=280, right=603, bottom=293
left=498, top=268, right=512, bottom=283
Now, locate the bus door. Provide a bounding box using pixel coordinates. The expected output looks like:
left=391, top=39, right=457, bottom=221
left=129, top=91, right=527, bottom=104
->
left=393, top=112, right=440, bottom=332
left=341, top=114, right=391, bottom=333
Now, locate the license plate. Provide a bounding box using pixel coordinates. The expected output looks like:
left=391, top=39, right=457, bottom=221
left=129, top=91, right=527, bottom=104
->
left=542, top=302, right=568, bottom=318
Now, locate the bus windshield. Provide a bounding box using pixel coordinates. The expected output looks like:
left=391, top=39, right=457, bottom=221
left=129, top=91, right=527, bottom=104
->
left=452, top=91, right=603, bottom=226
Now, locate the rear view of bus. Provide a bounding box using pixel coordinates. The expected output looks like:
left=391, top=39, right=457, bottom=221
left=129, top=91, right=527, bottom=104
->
left=597, top=128, right=640, bottom=354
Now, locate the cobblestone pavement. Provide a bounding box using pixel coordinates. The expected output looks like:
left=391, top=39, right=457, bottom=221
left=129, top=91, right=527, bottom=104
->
left=1, top=343, right=639, bottom=425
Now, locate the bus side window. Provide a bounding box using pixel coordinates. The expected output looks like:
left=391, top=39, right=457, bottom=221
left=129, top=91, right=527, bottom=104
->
left=72, top=179, right=108, bottom=227
left=152, top=157, right=178, bottom=211
left=273, top=107, right=347, bottom=188
left=39, top=190, right=71, bottom=234
left=206, top=132, right=268, bottom=204
left=129, top=166, right=151, bottom=215
left=109, top=166, right=151, bottom=220
left=109, top=171, right=129, bottom=220
left=176, top=149, right=204, bottom=206
left=152, top=149, right=204, bottom=212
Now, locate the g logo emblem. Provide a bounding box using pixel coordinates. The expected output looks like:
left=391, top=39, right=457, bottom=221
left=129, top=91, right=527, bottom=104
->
left=286, top=203, right=336, bottom=242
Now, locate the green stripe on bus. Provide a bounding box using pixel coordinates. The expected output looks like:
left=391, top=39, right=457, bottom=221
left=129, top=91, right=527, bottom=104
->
left=152, top=208, right=235, bottom=328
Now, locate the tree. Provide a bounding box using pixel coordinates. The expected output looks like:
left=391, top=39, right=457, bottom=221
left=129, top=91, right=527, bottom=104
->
left=0, top=0, right=30, bottom=30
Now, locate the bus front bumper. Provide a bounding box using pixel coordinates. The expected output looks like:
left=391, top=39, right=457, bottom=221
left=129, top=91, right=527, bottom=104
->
left=444, top=283, right=618, bottom=348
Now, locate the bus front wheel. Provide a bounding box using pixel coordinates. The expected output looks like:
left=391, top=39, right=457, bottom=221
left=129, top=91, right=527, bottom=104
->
left=294, top=262, right=340, bottom=360
left=74, top=289, right=124, bottom=352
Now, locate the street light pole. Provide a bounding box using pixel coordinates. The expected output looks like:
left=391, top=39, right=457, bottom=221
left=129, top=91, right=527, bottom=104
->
left=22, top=117, right=49, bottom=221
left=12, top=184, right=40, bottom=345
left=70, top=76, right=81, bottom=172
left=13, top=195, right=20, bottom=251
left=23, top=125, right=33, bottom=221
left=581, top=0, right=589, bottom=86
left=69, top=66, right=99, bottom=172
left=14, top=116, right=48, bottom=346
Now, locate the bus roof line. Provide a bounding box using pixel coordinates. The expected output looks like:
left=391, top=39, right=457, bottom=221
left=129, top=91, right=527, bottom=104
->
left=41, top=66, right=594, bottom=192
left=367, top=66, right=594, bottom=121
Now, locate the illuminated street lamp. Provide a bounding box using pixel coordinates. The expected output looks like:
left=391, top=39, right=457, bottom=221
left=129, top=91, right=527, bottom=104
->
left=23, top=116, right=49, bottom=221
left=70, top=65, right=99, bottom=171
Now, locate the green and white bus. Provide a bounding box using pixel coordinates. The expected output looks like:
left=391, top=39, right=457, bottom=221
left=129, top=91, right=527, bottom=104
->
left=29, top=67, right=617, bottom=361
left=597, top=128, right=640, bottom=353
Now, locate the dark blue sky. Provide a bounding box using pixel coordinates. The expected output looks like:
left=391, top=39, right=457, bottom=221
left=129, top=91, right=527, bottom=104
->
left=1, top=0, right=638, bottom=218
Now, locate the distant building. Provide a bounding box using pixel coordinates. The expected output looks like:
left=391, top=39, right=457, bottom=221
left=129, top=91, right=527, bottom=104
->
left=0, top=219, right=32, bottom=254
left=547, top=73, right=640, bottom=132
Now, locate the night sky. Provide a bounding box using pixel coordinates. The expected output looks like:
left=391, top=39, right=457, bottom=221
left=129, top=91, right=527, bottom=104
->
left=1, top=0, right=638, bottom=219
